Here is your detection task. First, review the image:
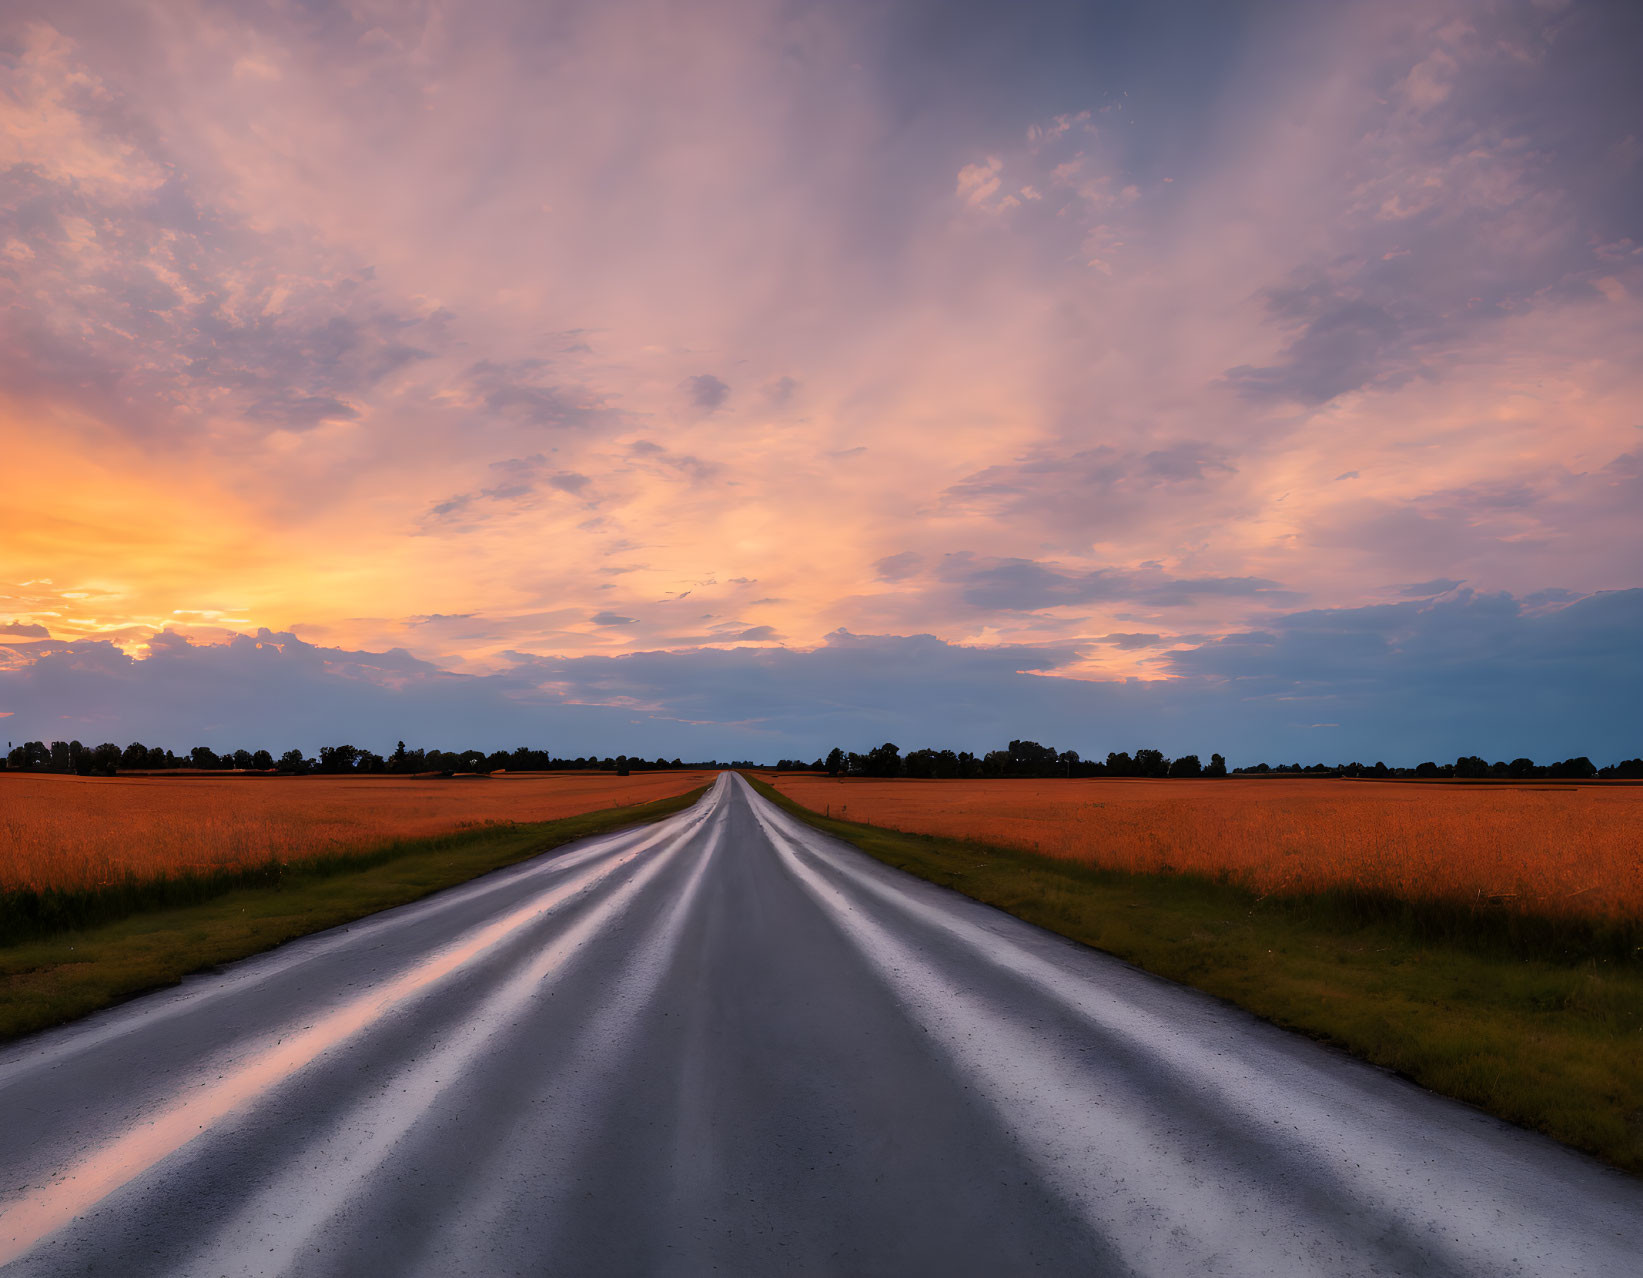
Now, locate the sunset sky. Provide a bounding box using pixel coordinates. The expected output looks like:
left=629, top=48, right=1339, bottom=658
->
left=2, top=0, right=1640, bottom=763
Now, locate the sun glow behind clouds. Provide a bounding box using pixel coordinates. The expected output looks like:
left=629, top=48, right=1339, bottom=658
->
left=1, top=0, right=1639, bottom=751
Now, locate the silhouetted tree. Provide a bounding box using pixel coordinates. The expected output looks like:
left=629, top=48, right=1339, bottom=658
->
left=1133, top=748, right=1169, bottom=777
left=317, top=744, right=359, bottom=773
left=864, top=742, right=901, bottom=777
left=1168, top=753, right=1202, bottom=778
left=1006, top=739, right=1056, bottom=774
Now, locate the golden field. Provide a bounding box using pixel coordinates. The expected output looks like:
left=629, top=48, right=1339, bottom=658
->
left=0, top=771, right=714, bottom=895
left=770, top=776, right=1643, bottom=922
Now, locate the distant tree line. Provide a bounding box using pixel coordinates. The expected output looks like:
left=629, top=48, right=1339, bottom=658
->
left=0, top=739, right=719, bottom=778
left=6, top=736, right=1638, bottom=781
left=774, top=740, right=1229, bottom=779
left=772, top=741, right=1643, bottom=781
left=1230, top=755, right=1643, bottom=780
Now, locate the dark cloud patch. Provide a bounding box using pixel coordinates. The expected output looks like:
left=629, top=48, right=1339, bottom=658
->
left=423, top=457, right=595, bottom=526
left=1142, top=443, right=1235, bottom=481
left=874, top=551, right=921, bottom=582
left=243, top=394, right=360, bottom=428
left=590, top=611, right=637, bottom=627
left=466, top=360, right=611, bottom=430
left=489, top=455, right=546, bottom=475
left=1097, top=632, right=1164, bottom=649
left=546, top=472, right=591, bottom=494
left=733, top=626, right=778, bottom=641
left=762, top=376, right=798, bottom=404
left=1224, top=288, right=1416, bottom=405
left=627, top=440, right=723, bottom=485
left=427, top=494, right=475, bottom=520
left=687, top=374, right=730, bottom=411
left=938, top=554, right=1293, bottom=611
left=942, top=442, right=1236, bottom=537
left=0, top=622, right=50, bottom=639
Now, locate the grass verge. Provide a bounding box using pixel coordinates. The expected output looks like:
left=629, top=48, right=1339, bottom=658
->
left=0, top=787, right=705, bottom=1045
left=745, top=775, right=1643, bottom=1175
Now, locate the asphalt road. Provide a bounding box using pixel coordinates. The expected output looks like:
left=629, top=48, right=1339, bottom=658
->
left=1, top=773, right=1638, bottom=1276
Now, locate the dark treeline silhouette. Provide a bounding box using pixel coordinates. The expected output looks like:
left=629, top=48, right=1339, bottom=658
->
left=1, top=739, right=719, bottom=778
left=773, top=740, right=1643, bottom=781
left=1229, top=755, right=1642, bottom=779
left=6, top=736, right=1639, bottom=780
left=775, top=740, right=1228, bottom=778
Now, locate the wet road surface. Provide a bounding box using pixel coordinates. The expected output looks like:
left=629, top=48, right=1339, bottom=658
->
left=1, top=773, right=1638, bottom=1275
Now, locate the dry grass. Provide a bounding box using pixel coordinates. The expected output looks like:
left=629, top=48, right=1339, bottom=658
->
left=770, top=776, right=1643, bottom=924
left=0, top=771, right=715, bottom=895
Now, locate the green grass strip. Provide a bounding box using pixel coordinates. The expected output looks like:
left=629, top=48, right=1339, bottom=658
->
left=745, top=775, right=1643, bottom=1175
left=0, top=787, right=706, bottom=1045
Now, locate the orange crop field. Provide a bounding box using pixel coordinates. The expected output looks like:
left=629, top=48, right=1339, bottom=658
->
left=0, top=771, right=714, bottom=896
left=771, top=776, right=1643, bottom=922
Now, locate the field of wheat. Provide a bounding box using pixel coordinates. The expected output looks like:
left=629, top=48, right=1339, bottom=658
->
left=0, top=771, right=714, bottom=895
left=771, top=776, right=1643, bottom=922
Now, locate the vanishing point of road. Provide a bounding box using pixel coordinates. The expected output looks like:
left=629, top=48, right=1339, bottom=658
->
left=0, top=774, right=1637, bottom=1275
